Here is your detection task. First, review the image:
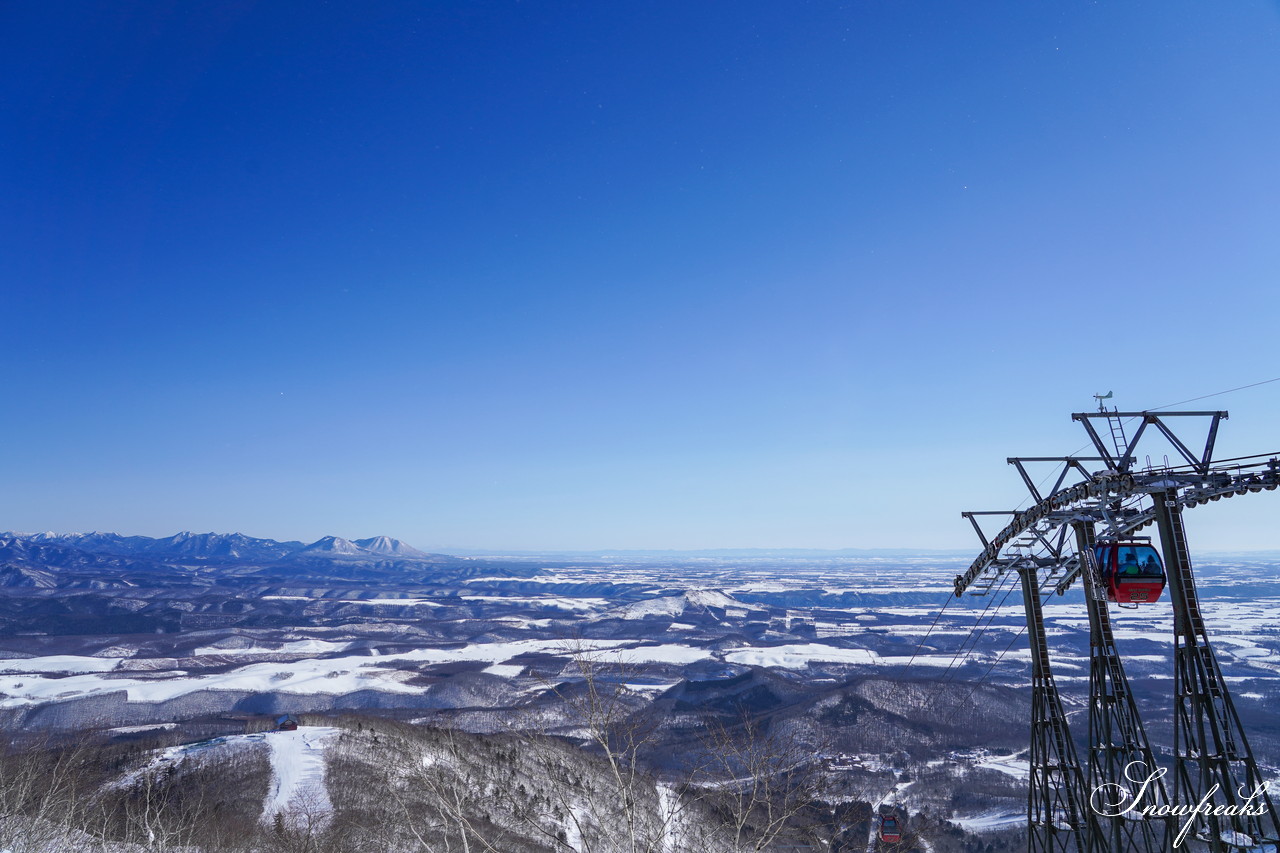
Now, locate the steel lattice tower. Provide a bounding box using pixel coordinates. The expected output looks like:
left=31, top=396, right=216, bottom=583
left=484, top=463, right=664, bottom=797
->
left=956, top=408, right=1280, bottom=853
left=1019, top=566, right=1099, bottom=853
left=1153, top=492, right=1280, bottom=851
left=1074, top=522, right=1173, bottom=852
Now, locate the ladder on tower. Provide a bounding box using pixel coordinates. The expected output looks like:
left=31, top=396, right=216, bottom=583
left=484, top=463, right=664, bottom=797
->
left=1103, top=409, right=1128, bottom=462
left=1092, top=393, right=1130, bottom=467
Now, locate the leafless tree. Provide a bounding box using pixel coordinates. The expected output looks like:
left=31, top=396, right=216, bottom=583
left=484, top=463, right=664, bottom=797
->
left=510, top=641, right=736, bottom=852
left=0, top=734, right=126, bottom=853
left=686, top=714, right=830, bottom=852
left=511, top=642, right=830, bottom=853
left=326, top=720, right=523, bottom=853
left=265, top=783, right=332, bottom=853
left=0, top=646, right=832, bottom=853
left=120, top=768, right=183, bottom=851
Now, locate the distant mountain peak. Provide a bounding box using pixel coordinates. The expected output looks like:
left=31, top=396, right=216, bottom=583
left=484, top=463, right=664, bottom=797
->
left=299, top=535, right=366, bottom=556
left=353, top=536, right=429, bottom=558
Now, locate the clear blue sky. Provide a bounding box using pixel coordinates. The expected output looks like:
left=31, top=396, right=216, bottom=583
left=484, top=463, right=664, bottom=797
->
left=3, top=1, right=1279, bottom=550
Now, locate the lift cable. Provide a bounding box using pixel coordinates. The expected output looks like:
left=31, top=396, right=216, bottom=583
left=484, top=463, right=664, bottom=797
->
left=919, top=573, right=1021, bottom=710
left=948, top=582, right=1057, bottom=712
left=1086, top=376, right=1280, bottom=474
left=901, top=555, right=1032, bottom=716
left=924, top=576, right=1011, bottom=691
left=901, top=551, right=1020, bottom=690
left=931, top=574, right=1019, bottom=692
left=901, top=562, right=1017, bottom=716
left=901, top=590, right=956, bottom=674
left=1005, top=376, right=1280, bottom=514
left=1149, top=375, right=1280, bottom=411
left=952, top=618, right=1029, bottom=712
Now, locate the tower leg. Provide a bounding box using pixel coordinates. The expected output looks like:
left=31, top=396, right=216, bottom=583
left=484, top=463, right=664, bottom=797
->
left=1020, top=566, right=1098, bottom=853
left=1073, top=523, right=1173, bottom=852
left=1152, top=491, right=1280, bottom=851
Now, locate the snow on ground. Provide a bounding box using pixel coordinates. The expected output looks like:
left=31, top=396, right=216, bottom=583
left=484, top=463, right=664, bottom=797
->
left=106, top=731, right=269, bottom=792
left=193, top=639, right=352, bottom=656
left=259, top=595, right=444, bottom=606
left=460, top=574, right=581, bottom=584
left=622, top=681, right=680, bottom=693
left=0, top=639, right=701, bottom=708
left=459, top=595, right=611, bottom=611
left=0, top=655, right=122, bottom=673
left=357, top=597, right=444, bottom=606
left=262, top=727, right=339, bottom=829
left=975, top=754, right=1031, bottom=780
left=611, top=589, right=750, bottom=620
left=0, top=627, right=1257, bottom=708
left=3, top=579, right=1275, bottom=711
left=949, top=810, right=1025, bottom=832
left=563, top=802, right=584, bottom=852
left=900, top=653, right=987, bottom=668
left=611, top=596, right=688, bottom=620
left=489, top=616, right=555, bottom=629
left=620, top=644, right=713, bottom=665
left=109, top=722, right=178, bottom=734
left=723, top=645, right=878, bottom=668
left=483, top=663, right=526, bottom=678
left=0, top=636, right=1067, bottom=708
left=655, top=783, right=683, bottom=853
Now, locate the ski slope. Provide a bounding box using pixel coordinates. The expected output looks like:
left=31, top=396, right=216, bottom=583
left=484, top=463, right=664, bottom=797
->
left=262, top=726, right=339, bottom=830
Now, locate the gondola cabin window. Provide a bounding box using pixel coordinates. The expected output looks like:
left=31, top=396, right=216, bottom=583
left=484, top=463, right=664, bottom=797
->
left=1094, top=542, right=1166, bottom=605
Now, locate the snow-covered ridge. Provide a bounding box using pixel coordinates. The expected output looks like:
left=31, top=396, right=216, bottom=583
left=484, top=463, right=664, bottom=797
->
left=2, top=529, right=445, bottom=564
left=0, top=637, right=971, bottom=709
left=610, top=588, right=752, bottom=620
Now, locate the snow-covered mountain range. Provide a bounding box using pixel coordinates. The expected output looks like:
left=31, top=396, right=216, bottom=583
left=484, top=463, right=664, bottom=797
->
left=4, top=530, right=445, bottom=567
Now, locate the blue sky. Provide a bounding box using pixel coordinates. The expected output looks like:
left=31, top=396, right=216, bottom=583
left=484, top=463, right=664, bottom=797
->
left=3, top=1, right=1279, bottom=550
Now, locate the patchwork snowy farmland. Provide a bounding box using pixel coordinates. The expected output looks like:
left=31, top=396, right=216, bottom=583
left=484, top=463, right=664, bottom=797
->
left=2, top=532, right=1279, bottom=850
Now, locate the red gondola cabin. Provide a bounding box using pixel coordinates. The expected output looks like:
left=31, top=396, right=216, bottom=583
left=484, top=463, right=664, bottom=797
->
left=1093, top=542, right=1166, bottom=604
left=878, top=814, right=902, bottom=844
